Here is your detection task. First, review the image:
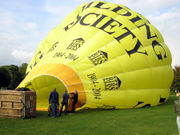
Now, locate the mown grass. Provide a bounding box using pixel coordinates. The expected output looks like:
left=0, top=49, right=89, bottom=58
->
left=0, top=95, right=178, bottom=135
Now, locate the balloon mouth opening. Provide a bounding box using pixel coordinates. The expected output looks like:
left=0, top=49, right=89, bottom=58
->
left=18, top=75, right=67, bottom=110
left=17, top=63, right=86, bottom=111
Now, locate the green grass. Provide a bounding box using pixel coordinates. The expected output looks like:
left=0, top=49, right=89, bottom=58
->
left=0, top=95, right=178, bottom=135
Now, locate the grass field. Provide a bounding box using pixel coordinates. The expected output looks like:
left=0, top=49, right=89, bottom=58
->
left=0, top=95, right=178, bottom=135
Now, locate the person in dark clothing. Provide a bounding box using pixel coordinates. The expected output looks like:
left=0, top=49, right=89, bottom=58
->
left=71, top=90, right=78, bottom=113
left=60, top=90, right=69, bottom=116
left=49, top=88, right=59, bottom=118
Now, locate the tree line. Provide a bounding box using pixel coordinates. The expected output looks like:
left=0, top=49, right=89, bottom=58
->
left=171, top=66, right=180, bottom=93
left=0, top=63, right=27, bottom=90
left=0, top=63, right=179, bottom=92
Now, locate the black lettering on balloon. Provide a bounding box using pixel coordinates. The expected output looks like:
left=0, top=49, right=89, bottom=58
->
left=115, top=27, right=136, bottom=42
left=92, top=88, right=101, bottom=99
left=152, top=40, right=167, bottom=60
left=97, top=105, right=116, bottom=109
left=130, top=16, right=143, bottom=24
left=25, top=71, right=29, bottom=77
left=64, top=12, right=135, bottom=43
left=80, top=13, right=100, bottom=26
left=85, top=1, right=94, bottom=9
left=33, top=62, right=37, bottom=67
left=30, top=65, right=32, bottom=70
left=53, top=52, right=66, bottom=58
left=111, top=6, right=131, bottom=16
left=133, top=101, right=144, bottom=108
left=99, top=17, right=122, bottom=34
left=143, top=24, right=157, bottom=39
left=64, top=14, right=81, bottom=31
left=125, top=39, right=148, bottom=56
left=112, top=6, right=123, bottom=12
left=81, top=2, right=95, bottom=12
left=91, top=14, right=107, bottom=27
left=87, top=73, right=101, bottom=99
left=94, top=2, right=110, bottom=10
left=133, top=101, right=151, bottom=108
left=130, top=16, right=145, bottom=28
left=137, top=24, right=157, bottom=39
left=87, top=73, right=99, bottom=84
left=34, top=51, right=43, bottom=66
left=81, top=5, right=86, bottom=12
left=53, top=52, right=79, bottom=61
left=64, top=6, right=165, bottom=64
left=130, top=16, right=156, bottom=39
left=141, top=104, right=151, bottom=108
left=130, top=15, right=150, bottom=26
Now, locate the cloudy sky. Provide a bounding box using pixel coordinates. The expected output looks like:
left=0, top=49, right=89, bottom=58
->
left=0, top=0, right=179, bottom=67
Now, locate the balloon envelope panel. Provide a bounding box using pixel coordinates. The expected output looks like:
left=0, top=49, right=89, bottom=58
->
left=17, top=1, right=173, bottom=110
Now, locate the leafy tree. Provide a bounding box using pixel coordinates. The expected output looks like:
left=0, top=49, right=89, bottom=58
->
left=2, top=65, right=22, bottom=89
left=0, top=63, right=28, bottom=90
left=171, top=66, right=180, bottom=93
left=18, top=63, right=28, bottom=80
left=0, top=67, right=11, bottom=88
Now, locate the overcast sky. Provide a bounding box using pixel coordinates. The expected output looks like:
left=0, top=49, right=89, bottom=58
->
left=0, top=0, right=179, bottom=67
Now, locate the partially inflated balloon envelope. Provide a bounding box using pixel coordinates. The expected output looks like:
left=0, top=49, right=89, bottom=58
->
left=17, top=1, right=174, bottom=110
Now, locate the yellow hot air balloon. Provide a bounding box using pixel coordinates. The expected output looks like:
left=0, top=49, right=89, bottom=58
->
left=17, top=1, right=174, bottom=110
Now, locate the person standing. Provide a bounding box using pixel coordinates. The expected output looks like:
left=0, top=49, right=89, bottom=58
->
left=175, top=93, right=180, bottom=135
left=60, top=90, right=69, bottom=116
left=71, top=90, right=78, bottom=113
left=49, top=88, right=59, bottom=118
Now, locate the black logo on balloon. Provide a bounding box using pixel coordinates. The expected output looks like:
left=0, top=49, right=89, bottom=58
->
left=103, top=76, right=121, bottom=90
left=133, top=101, right=151, bottom=108
left=89, top=50, right=108, bottom=66
left=47, top=42, right=59, bottom=54
left=66, top=38, right=85, bottom=51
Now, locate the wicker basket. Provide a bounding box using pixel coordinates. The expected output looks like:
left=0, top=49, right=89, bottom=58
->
left=0, top=90, right=36, bottom=118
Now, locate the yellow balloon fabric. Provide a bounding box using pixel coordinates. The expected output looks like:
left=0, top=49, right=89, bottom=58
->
left=17, top=1, right=174, bottom=110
